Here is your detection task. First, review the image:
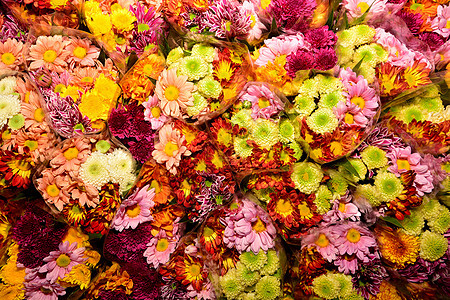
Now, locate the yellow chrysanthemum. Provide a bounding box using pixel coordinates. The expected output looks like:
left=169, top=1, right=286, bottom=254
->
left=78, top=91, right=111, bottom=121
left=378, top=229, right=420, bottom=268
left=87, top=13, right=112, bottom=36
left=63, top=227, right=89, bottom=248
left=370, top=281, right=402, bottom=300
left=0, top=284, right=25, bottom=300
left=110, top=8, right=136, bottom=32
left=60, top=264, right=91, bottom=290
left=94, top=74, right=119, bottom=101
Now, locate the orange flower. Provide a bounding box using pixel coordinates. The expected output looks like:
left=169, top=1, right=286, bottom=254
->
left=0, top=39, right=24, bottom=71
left=28, top=35, right=70, bottom=72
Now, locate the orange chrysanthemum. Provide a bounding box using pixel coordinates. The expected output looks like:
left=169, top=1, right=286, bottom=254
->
left=402, top=61, right=431, bottom=90
left=376, top=227, right=420, bottom=268
left=370, top=281, right=403, bottom=300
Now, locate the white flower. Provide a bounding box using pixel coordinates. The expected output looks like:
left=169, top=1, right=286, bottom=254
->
left=79, top=151, right=110, bottom=189
left=0, top=94, right=21, bottom=127
left=0, top=76, right=17, bottom=95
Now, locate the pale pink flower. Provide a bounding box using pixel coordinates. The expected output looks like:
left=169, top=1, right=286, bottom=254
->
left=343, top=0, right=387, bottom=22
left=240, top=83, right=284, bottom=119
left=50, top=137, right=91, bottom=177
left=302, top=227, right=339, bottom=262
left=241, top=1, right=266, bottom=42
left=143, top=94, right=168, bottom=130
left=28, top=35, right=70, bottom=73
left=39, top=241, right=86, bottom=283
left=152, top=123, right=191, bottom=175
left=335, top=222, right=377, bottom=262
left=155, top=68, right=195, bottom=118
left=255, top=33, right=308, bottom=67
left=0, top=38, right=24, bottom=70
left=432, top=4, right=450, bottom=38
left=36, top=170, right=71, bottom=211
left=66, top=37, right=100, bottom=67
left=343, top=77, right=379, bottom=121
left=334, top=255, right=359, bottom=274
left=68, top=179, right=100, bottom=208
left=435, top=41, right=450, bottom=69
left=24, top=269, right=66, bottom=300
left=143, top=230, right=177, bottom=268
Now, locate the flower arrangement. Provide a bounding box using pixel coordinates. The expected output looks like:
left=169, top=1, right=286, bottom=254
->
left=0, top=9, right=28, bottom=73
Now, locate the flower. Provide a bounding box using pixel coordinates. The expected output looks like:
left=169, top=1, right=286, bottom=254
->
left=204, top=0, right=251, bottom=39
left=66, top=37, right=99, bottom=67
left=343, top=0, right=387, bottom=21
left=306, top=108, right=339, bottom=134
left=335, top=222, right=377, bottom=262
left=143, top=230, right=177, bottom=268
left=28, top=35, right=69, bottom=73
left=314, top=47, right=338, bottom=71
left=312, top=273, right=341, bottom=299
left=0, top=38, right=24, bottom=70
left=269, top=0, right=317, bottom=31
left=39, top=241, right=87, bottom=283
left=49, top=137, right=91, bottom=177
left=351, top=259, right=387, bottom=298
left=240, top=84, right=284, bottom=119
left=255, top=275, right=281, bottom=300
left=152, top=124, right=191, bottom=175
left=290, top=162, right=323, bottom=194
left=143, top=95, right=168, bottom=130
left=155, top=68, right=195, bottom=118
left=0, top=94, right=21, bottom=128
left=112, top=185, right=155, bottom=231
left=36, top=171, right=70, bottom=211
left=419, top=230, right=448, bottom=261
left=79, top=151, right=110, bottom=190
left=250, top=119, right=279, bottom=149
left=374, top=171, right=404, bottom=202
left=24, top=272, right=66, bottom=300
left=377, top=227, right=420, bottom=268
left=111, top=8, right=137, bottom=32
left=360, top=146, right=388, bottom=169
left=432, top=4, right=450, bottom=38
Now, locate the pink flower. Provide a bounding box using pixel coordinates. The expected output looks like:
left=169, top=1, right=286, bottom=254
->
left=24, top=268, right=66, bottom=300
left=324, top=193, right=361, bottom=223
left=66, top=37, right=100, bottom=67
left=68, top=179, right=99, bottom=208
left=343, top=0, right=387, bottom=22
left=28, top=35, right=70, bottom=73
left=223, top=199, right=277, bottom=254
left=241, top=1, right=266, bottom=41
left=254, top=33, right=307, bottom=67
left=143, top=230, right=177, bottom=268
left=38, top=241, right=86, bottom=283
left=387, top=147, right=434, bottom=196
left=143, top=94, right=168, bottom=130
left=152, top=123, right=191, bottom=175
left=50, top=137, right=91, bottom=177
left=335, top=222, right=377, bottom=262
left=112, top=185, right=155, bottom=232
left=432, top=4, right=450, bottom=38
left=343, top=77, right=379, bottom=122
left=302, top=227, right=339, bottom=262
left=333, top=255, right=359, bottom=274
left=240, top=83, right=284, bottom=119
left=0, top=38, right=24, bottom=70
left=36, top=170, right=71, bottom=211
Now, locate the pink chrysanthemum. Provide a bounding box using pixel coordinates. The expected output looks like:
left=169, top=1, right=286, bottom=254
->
left=143, top=94, right=168, bottom=130
left=343, top=0, right=388, bottom=21
left=152, top=123, right=191, bottom=175
left=155, top=68, right=195, bottom=118
left=302, top=227, right=339, bottom=262
left=386, top=146, right=434, bottom=196
left=0, top=38, right=24, bottom=70
left=28, top=35, right=70, bottom=73
left=432, top=4, right=450, bottom=38
left=335, top=222, right=377, bottom=262
left=38, top=241, right=86, bottom=283
left=66, top=37, right=100, bottom=67
left=36, top=170, right=71, bottom=211
left=223, top=200, right=277, bottom=254
left=240, top=83, right=284, bottom=119
left=255, top=33, right=307, bottom=67
left=112, top=184, right=155, bottom=232
left=343, top=77, right=379, bottom=120
left=68, top=178, right=99, bottom=208
left=333, top=255, right=360, bottom=274
left=324, top=193, right=361, bottom=223
left=49, top=137, right=91, bottom=177
left=143, top=230, right=177, bottom=268
left=241, top=1, right=266, bottom=41
left=204, top=0, right=251, bottom=39
left=24, top=268, right=66, bottom=300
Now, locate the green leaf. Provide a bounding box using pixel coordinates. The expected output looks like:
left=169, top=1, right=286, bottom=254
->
left=341, top=158, right=361, bottom=179
left=381, top=216, right=404, bottom=229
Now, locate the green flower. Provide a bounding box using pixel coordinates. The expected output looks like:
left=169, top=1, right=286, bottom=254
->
left=287, top=141, right=303, bottom=160
left=420, top=197, right=441, bottom=221
left=428, top=206, right=450, bottom=234
left=400, top=209, right=424, bottom=236
left=357, top=63, right=376, bottom=84
left=419, top=231, right=448, bottom=261
left=314, top=75, right=343, bottom=95
left=220, top=269, right=244, bottom=299
left=353, top=45, right=379, bottom=67
left=255, top=276, right=281, bottom=300
left=294, top=95, right=316, bottom=117
left=250, top=119, right=279, bottom=149
left=361, top=146, right=388, bottom=169
left=234, top=137, right=253, bottom=158
left=327, top=171, right=349, bottom=196
left=166, top=46, right=184, bottom=65
left=336, top=45, right=354, bottom=65
left=333, top=273, right=353, bottom=298
left=356, top=184, right=383, bottom=206
left=351, top=25, right=376, bottom=46
left=240, top=250, right=267, bottom=272
left=8, top=113, right=25, bottom=130
left=291, top=162, right=323, bottom=194
left=314, top=185, right=333, bottom=214
left=370, top=43, right=388, bottom=62
left=260, top=250, right=280, bottom=276
left=186, top=92, right=208, bottom=116
left=231, top=109, right=254, bottom=129
left=343, top=291, right=365, bottom=300
left=306, top=108, right=339, bottom=135
left=318, top=90, right=346, bottom=109
left=178, top=55, right=209, bottom=81
left=312, top=274, right=340, bottom=299
left=297, top=78, right=319, bottom=99
left=278, top=119, right=296, bottom=143
left=191, top=43, right=216, bottom=62
left=337, top=30, right=356, bottom=48
left=235, top=262, right=260, bottom=287
left=374, top=171, right=403, bottom=202
left=398, top=104, right=424, bottom=123
left=415, top=97, right=444, bottom=113
left=198, top=76, right=222, bottom=99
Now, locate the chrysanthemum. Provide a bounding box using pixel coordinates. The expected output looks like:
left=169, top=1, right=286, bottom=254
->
left=0, top=39, right=24, bottom=70
left=255, top=276, right=281, bottom=300
left=302, top=227, right=339, bottom=262
left=306, top=108, right=339, bottom=135
left=0, top=93, right=21, bottom=128
left=143, top=95, right=168, bottom=130
left=197, top=76, right=222, bottom=99
left=419, top=230, right=448, bottom=261
left=0, top=76, right=17, bottom=94
left=219, top=269, right=244, bottom=298
left=312, top=273, right=340, bottom=299
left=36, top=171, right=70, bottom=211
left=377, top=228, right=420, bottom=268
left=28, top=35, right=70, bottom=73
left=204, top=0, right=251, bottom=39
left=360, top=145, right=388, bottom=169
left=335, top=222, right=377, bottom=262
left=428, top=206, right=450, bottom=234
left=24, top=273, right=66, bottom=300
left=50, top=137, right=91, bottom=177
left=240, top=84, right=284, bottom=120
left=66, top=37, right=99, bottom=67
left=290, top=162, right=323, bottom=194
left=38, top=241, right=86, bottom=283
left=155, top=68, right=195, bottom=118
left=269, top=0, right=316, bottom=31
left=431, top=4, right=450, bottom=38
left=112, top=185, right=155, bottom=231
left=111, top=8, right=137, bottom=32
left=143, top=230, right=177, bottom=269
left=177, top=55, right=209, bottom=81
left=186, top=92, right=208, bottom=117
left=374, top=171, right=404, bottom=202
left=79, top=151, right=110, bottom=190
left=343, top=0, right=387, bottom=21
left=250, top=119, right=279, bottom=149
left=107, top=148, right=136, bottom=186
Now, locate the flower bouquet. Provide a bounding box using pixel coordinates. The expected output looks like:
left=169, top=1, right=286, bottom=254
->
left=82, top=0, right=166, bottom=67
left=24, top=25, right=122, bottom=138
left=1, top=203, right=101, bottom=300
left=34, top=128, right=137, bottom=235
left=0, top=72, right=58, bottom=197
left=0, top=0, right=82, bottom=29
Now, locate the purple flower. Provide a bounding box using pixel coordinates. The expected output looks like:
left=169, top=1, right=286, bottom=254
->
left=97, top=290, right=129, bottom=300
left=128, top=139, right=155, bottom=163
left=160, top=279, right=189, bottom=299
left=269, top=0, right=317, bottom=31
left=305, top=26, right=337, bottom=48
left=314, top=47, right=338, bottom=70
left=419, top=32, right=445, bottom=51
left=356, top=122, right=406, bottom=153
left=0, top=14, right=28, bottom=43
left=396, top=11, right=424, bottom=34
left=129, top=269, right=161, bottom=300
left=351, top=259, right=388, bottom=298
left=285, top=49, right=316, bottom=77
left=204, top=0, right=251, bottom=39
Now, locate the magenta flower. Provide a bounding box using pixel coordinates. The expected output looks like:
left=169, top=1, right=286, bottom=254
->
left=223, top=200, right=277, bottom=254
left=240, top=83, right=284, bottom=119
left=269, top=0, right=317, bottom=31
left=143, top=95, right=168, bottom=130
left=285, top=49, right=315, bottom=77
left=333, top=255, right=360, bottom=274
left=112, top=185, right=155, bottom=232
left=387, top=147, right=434, bottom=196
left=302, top=227, right=339, bottom=262
left=314, top=47, right=338, bottom=70
left=143, top=230, right=177, bottom=268
left=255, top=33, right=307, bottom=67
left=335, top=222, right=377, bottom=262
left=38, top=241, right=86, bottom=283
left=305, top=26, right=337, bottom=48
left=204, top=0, right=251, bottom=39
left=24, top=268, right=66, bottom=300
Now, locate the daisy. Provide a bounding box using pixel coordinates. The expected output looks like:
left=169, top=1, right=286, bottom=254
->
left=68, top=178, right=99, bottom=208
left=0, top=38, right=24, bottom=70
left=241, top=1, right=266, bottom=42
left=50, top=138, right=91, bottom=177
left=255, top=33, right=307, bottom=67
left=335, top=222, right=377, bottom=262
left=20, top=90, right=48, bottom=130
left=155, top=68, right=195, bottom=118
left=112, top=184, right=155, bottom=232
left=36, top=170, right=70, bottom=211
left=143, top=94, right=168, bottom=130
left=343, top=78, right=379, bottom=120
left=431, top=4, right=450, bottom=38
left=240, top=83, right=284, bottom=119
left=28, top=35, right=70, bottom=73
left=70, top=67, right=101, bottom=89
left=24, top=271, right=66, bottom=300
left=152, top=123, right=191, bottom=175
left=66, top=37, right=100, bottom=67
left=38, top=241, right=87, bottom=283
left=343, top=0, right=388, bottom=22
left=143, top=230, right=177, bottom=268
left=302, top=227, right=339, bottom=262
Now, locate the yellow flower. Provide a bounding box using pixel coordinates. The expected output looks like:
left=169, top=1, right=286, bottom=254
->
left=50, top=0, right=69, bottom=9
left=78, top=91, right=111, bottom=121
left=0, top=244, right=25, bottom=287
left=94, top=74, right=119, bottom=101
left=88, top=13, right=112, bottom=36
left=60, top=85, right=82, bottom=101
left=84, top=249, right=101, bottom=267
left=63, top=227, right=89, bottom=248
left=60, top=264, right=91, bottom=290
left=84, top=1, right=102, bottom=15
left=110, top=8, right=136, bottom=32
left=0, top=284, right=25, bottom=300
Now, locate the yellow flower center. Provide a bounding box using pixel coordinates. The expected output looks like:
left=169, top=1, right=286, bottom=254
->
left=150, top=180, right=162, bottom=194
left=43, top=50, right=57, bottom=63
left=346, top=228, right=361, bottom=243
left=203, top=226, right=214, bottom=238
left=46, top=184, right=60, bottom=197
left=1, top=52, right=15, bottom=65
left=345, top=113, right=354, bottom=124
left=164, top=85, right=180, bottom=101
left=351, top=96, right=366, bottom=109
left=216, top=128, right=232, bottom=147
left=250, top=15, right=257, bottom=27
left=252, top=217, right=266, bottom=233
left=260, top=0, right=271, bottom=10
left=224, top=21, right=232, bottom=32
left=50, top=0, right=68, bottom=8
left=396, top=159, right=411, bottom=170
left=81, top=76, right=94, bottom=83
left=330, top=141, right=343, bottom=156
left=302, top=171, right=309, bottom=181
left=54, top=84, right=66, bottom=94
left=446, top=20, right=450, bottom=29
left=164, top=142, right=179, bottom=156
left=125, top=204, right=141, bottom=218
left=276, top=199, right=293, bottom=216
left=298, top=202, right=311, bottom=217
left=63, top=147, right=79, bottom=160
left=24, top=140, right=38, bottom=151
left=189, top=263, right=202, bottom=276
left=315, top=233, right=329, bottom=248
left=258, top=97, right=271, bottom=109
left=156, top=238, right=169, bottom=252
left=151, top=106, right=161, bottom=118
left=143, top=64, right=154, bottom=76
left=56, top=254, right=71, bottom=267
left=339, top=202, right=346, bottom=212
left=2, top=129, right=11, bottom=140
left=73, top=46, right=87, bottom=59
left=404, top=73, right=418, bottom=88
left=357, top=1, right=370, bottom=13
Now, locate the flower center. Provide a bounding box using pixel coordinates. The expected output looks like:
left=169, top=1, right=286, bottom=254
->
left=150, top=180, right=162, bottom=193
left=356, top=2, right=370, bottom=13
left=252, top=217, right=266, bottom=233
left=302, top=171, right=310, bottom=181
left=151, top=106, right=161, bottom=118
left=203, top=226, right=214, bottom=238
left=24, top=140, right=38, bottom=151
left=34, top=108, right=45, bottom=122
left=344, top=113, right=354, bottom=124
left=14, top=159, right=31, bottom=171
left=346, top=228, right=361, bottom=243
left=276, top=199, right=293, bottom=215
left=156, top=238, right=169, bottom=252
left=410, top=3, right=423, bottom=11
left=164, top=142, right=179, bottom=156
left=164, top=85, right=180, bottom=101
left=224, top=21, right=232, bottom=32
left=338, top=202, right=346, bottom=212
left=43, top=50, right=57, bottom=63
left=298, top=202, right=311, bottom=217
left=396, top=159, right=411, bottom=170
left=1, top=52, right=15, bottom=65
left=64, top=147, right=79, bottom=160
left=73, top=46, right=87, bottom=59
left=126, top=204, right=141, bottom=218
left=351, top=96, right=365, bottom=109
left=315, top=233, right=329, bottom=248
left=46, top=184, right=60, bottom=197
left=189, top=263, right=202, bottom=276
left=40, top=287, right=53, bottom=295
left=258, top=97, right=271, bottom=109
left=56, top=253, right=71, bottom=267
left=81, top=76, right=94, bottom=83
left=138, top=23, right=150, bottom=32
left=446, top=20, right=450, bottom=29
